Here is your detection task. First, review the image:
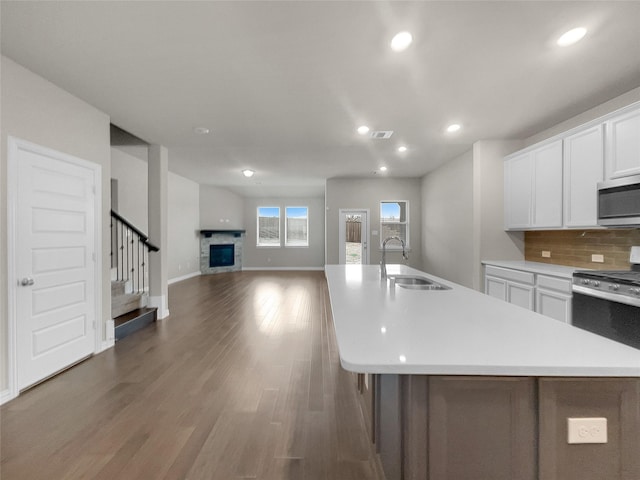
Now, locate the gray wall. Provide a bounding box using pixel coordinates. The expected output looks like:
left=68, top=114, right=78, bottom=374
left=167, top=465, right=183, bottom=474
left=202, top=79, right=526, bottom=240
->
left=167, top=172, right=200, bottom=280
left=422, top=151, right=475, bottom=288
left=242, top=196, right=325, bottom=269
left=420, top=140, right=525, bottom=291
left=0, top=56, right=112, bottom=393
left=471, top=140, right=525, bottom=290
left=199, top=185, right=245, bottom=230
left=111, top=147, right=200, bottom=282
left=326, top=178, right=423, bottom=269
left=111, top=146, right=149, bottom=232
left=525, top=86, right=640, bottom=146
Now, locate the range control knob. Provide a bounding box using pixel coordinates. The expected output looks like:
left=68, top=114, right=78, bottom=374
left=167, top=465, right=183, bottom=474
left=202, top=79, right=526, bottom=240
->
left=590, top=280, right=600, bottom=287
left=631, top=288, right=640, bottom=295
left=582, top=279, right=590, bottom=285
left=610, top=284, right=620, bottom=291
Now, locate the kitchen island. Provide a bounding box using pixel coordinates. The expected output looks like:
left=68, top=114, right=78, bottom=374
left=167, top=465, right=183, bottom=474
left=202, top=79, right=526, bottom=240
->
left=325, top=264, right=640, bottom=480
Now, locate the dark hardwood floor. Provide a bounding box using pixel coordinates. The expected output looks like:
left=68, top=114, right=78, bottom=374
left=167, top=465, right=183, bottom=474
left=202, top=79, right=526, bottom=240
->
left=1, top=271, right=384, bottom=480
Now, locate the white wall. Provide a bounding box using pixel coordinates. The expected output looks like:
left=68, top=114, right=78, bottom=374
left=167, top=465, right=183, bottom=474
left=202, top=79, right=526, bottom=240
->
left=242, top=196, right=325, bottom=269
left=325, top=177, right=423, bottom=269
left=0, top=56, right=112, bottom=393
left=422, top=151, right=475, bottom=288
left=200, top=185, right=245, bottom=229
left=168, top=172, right=200, bottom=281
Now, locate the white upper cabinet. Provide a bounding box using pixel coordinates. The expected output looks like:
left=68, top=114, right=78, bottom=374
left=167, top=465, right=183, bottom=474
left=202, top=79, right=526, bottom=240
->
left=563, top=124, right=604, bottom=227
left=504, top=151, right=533, bottom=229
left=504, top=140, right=562, bottom=230
left=605, top=106, right=640, bottom=180
left=504, top=102, right=639, bottom=231
left=532, top=140, right=563, bottom=228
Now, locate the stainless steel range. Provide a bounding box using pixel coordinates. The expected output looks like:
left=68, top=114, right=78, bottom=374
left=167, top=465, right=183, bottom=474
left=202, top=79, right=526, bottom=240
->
left=572, top=250, right=640, bottom=349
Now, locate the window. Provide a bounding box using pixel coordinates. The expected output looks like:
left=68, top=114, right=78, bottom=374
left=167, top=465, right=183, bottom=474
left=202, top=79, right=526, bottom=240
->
left=380, top=201, right=409, bottom=248
left=285, top=206, right=309, bottom=247
left=257, top=206, right=280, bottom=246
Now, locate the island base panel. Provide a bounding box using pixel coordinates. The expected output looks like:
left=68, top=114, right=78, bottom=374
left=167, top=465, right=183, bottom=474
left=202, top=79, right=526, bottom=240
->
left=366, top=374, right=640, bottom=480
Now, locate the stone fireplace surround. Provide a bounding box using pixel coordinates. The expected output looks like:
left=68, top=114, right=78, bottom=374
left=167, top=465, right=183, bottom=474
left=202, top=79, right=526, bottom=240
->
left=200, top=230, right=245, bottom=274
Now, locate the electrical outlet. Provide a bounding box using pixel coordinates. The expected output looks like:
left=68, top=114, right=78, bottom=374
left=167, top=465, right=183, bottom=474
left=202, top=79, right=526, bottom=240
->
left=591, top=254, right=604, bottom=263
left=542, top=251, right=551, bottom=258
left=567, top=417, right=607, bottom=444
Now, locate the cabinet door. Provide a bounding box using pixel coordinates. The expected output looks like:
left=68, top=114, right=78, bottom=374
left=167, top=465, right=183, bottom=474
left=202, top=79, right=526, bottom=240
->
left=536, top=288, right=572, bottom=323
left=606, top=107, right=640, bottom=179
left=564, top=125, right=604, bottom=227
left=507, top=282, right=535, bottom=311
left=485, top=275, right=507, bottom=301
left=428, top=377, right=536, bottom=480
left=505, top=152, right=533, bottom=229
left=539, top=378, right=640, bottom=480
left=532, top=140, right=563, bottom=228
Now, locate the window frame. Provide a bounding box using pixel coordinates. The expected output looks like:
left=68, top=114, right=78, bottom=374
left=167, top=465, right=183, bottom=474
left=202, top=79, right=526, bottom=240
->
left=285, top=206, right=309, bottom=247
left=256, top=206, right=281, bottom=247
left=379, top=200, right=410, bottom=249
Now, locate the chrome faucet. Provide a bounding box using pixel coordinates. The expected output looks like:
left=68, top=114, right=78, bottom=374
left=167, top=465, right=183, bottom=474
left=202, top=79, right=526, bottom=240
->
left=381, top=236, right=408, bottom=279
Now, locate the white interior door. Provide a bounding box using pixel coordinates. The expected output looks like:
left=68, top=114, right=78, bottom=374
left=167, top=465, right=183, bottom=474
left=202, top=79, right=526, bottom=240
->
left=12, top=139, right=98, bottom=391
left=339, top=209, right=369, bottom=264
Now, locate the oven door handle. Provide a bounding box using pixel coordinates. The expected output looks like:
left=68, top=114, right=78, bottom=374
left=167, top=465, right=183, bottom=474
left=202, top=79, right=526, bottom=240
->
left=573, top=285, right=640, bottom=308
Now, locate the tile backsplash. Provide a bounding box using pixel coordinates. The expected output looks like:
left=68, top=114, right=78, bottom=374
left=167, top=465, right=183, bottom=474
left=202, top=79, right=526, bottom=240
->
left=525, top=229, right=640, bottom=270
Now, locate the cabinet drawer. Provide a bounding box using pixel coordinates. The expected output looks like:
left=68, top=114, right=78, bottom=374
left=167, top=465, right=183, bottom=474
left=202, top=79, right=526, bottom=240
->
left=536, top=274, right=572, bottom=294
left=485, top=266, right=534, bottom=285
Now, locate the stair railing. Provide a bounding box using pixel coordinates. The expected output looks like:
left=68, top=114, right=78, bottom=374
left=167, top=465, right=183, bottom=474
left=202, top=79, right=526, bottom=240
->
left=110, top=210, right=159, bottom=294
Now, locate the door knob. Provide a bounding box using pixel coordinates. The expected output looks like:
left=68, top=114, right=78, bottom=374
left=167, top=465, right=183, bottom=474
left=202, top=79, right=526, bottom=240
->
left=20, top=277, right=34, bottom=286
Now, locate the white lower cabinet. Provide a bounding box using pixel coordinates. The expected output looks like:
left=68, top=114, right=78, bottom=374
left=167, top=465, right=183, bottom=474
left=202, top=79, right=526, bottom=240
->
left=507, top=282, right=536, bottom=310
left=485, top=266, right=535, bottom=310
left=484, top=266, right=572, bottom=323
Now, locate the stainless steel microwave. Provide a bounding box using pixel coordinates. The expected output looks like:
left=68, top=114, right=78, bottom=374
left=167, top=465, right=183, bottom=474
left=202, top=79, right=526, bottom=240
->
left=598, top=175, right=640, bottom=226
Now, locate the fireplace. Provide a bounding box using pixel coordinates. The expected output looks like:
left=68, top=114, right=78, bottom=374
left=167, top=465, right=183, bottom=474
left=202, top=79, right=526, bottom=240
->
left=200, top=230, right=245, bottom=274
left=210, top=244, right=235, bottom=268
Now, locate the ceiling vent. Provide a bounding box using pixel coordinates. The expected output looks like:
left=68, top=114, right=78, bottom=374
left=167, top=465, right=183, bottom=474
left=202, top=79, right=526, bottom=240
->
left=369, top=130, right=394, bottom=139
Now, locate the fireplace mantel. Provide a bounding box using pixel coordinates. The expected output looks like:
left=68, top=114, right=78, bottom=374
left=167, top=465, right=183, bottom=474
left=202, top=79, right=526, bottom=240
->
left=200, top=229, right=246, bottom=238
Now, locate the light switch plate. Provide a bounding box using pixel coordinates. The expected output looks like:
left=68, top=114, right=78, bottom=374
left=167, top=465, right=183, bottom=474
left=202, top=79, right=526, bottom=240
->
left=630, top=246, right=640, bottom=264
left=542, top=251, right=551, bottom=258
left=591, top=254, right=604, bottom=263
left=567, top=417, right=607, bottom=444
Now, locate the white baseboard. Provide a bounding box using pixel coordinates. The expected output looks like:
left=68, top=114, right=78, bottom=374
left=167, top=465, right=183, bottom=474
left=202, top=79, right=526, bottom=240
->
left=149, top=295, right=170, bottom=319
left=1, top=388, right=17, bottom=406
left=168, top=271, right=201, bottom=285
left=242, top=267, right=325, bottom=271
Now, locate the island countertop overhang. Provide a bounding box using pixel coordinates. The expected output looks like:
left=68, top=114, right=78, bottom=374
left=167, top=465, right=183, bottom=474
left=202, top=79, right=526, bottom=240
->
left=324, top=264, right=640, bottom=377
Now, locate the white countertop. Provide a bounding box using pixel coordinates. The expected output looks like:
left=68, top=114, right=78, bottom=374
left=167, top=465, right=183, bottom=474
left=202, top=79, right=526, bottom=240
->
left=482, top=260, right=579, bottom=278
left=325, top=264, right=640, bottom=377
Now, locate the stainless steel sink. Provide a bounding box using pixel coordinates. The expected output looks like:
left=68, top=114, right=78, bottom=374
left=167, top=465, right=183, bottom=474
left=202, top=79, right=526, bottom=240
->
left=388, top=275, right=451, bottom=290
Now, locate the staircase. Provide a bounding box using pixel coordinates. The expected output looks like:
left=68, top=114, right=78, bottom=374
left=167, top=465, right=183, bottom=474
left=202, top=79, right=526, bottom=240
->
left=110, top=209, right=159, bottom=341
left=111, top=279, right=157, bottom=341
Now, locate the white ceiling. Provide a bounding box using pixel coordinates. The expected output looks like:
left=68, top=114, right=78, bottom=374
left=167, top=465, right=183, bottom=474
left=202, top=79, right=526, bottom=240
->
left=2, top=1, right=640, bottom=197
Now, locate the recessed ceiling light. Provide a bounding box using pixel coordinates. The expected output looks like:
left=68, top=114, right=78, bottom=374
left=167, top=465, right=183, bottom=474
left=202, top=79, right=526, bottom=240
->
left=397, top=146, right=408, bottom=153
left=193, top=126, right=210, bottom=135
left=399, top=355, right=407, bottom=363
left=446, top=123, right=462, bottom=133
left=242, top=169, right=255, bottom=178
left=357, top=125, right=370, bottom=135
left=391, top=31, right=413, bottom=52
left=557, top=27, right=587, bottom=47
left=380, top=166, right=388, bottom=172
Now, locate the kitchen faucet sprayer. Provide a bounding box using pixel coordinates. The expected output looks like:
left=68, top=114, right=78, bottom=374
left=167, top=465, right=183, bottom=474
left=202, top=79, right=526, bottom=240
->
left=381, top=236, right=408, bottom=279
